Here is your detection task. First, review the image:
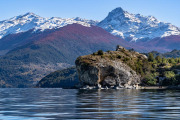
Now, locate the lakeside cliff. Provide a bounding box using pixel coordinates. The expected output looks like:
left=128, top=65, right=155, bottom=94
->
left=75, top=45, right=148, bottom=89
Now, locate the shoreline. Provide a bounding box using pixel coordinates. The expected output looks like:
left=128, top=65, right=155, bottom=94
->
left=138, top=86, right=180, bottom=90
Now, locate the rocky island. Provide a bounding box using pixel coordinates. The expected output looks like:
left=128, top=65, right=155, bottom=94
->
left=37, top=45, right=180, bottom=89
left=75, top=45, right=147, bottom=89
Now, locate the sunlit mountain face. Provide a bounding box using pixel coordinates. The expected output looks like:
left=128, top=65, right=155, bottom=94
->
left=98, top=7, right=180, bottom=42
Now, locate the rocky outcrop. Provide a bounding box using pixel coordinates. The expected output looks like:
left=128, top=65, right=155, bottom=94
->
left=76, top=60, right=140, bottom=89
left=75, top=46, right=145, bottom=89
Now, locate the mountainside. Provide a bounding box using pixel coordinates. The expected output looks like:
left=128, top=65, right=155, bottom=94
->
left=146, top=49, right=180, bottom=58
left=0, top=29, right=36, bottom=55
left=1, top=9, right=180, bottom=54
left=98, top=7, right=180, bottom=42
left=164, top=49, right=180, bottom=58
left=0, top=23, right=138, bottom=88
left=0, top=13, right=98, bottom=55
left=36, top=67, right=79, bottom=88
left=0, top=12, right=99, bottom=40
left=140, top=35, right=180, bottom=52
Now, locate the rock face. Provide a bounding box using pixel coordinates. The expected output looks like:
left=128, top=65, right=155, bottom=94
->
left=75, top=46, right=143, bottom=89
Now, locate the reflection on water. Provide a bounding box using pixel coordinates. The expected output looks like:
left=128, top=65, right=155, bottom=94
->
left=0, top=88, right=180, bottom=120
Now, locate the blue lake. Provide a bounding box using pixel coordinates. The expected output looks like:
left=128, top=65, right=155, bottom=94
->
left=0, top=88, right=180, bottom=120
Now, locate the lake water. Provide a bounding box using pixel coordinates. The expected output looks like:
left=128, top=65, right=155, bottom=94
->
left=0, top=89, right=180, bottom=120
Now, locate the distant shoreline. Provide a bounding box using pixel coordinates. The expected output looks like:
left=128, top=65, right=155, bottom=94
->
left=139, top=86, right=180, bottom=90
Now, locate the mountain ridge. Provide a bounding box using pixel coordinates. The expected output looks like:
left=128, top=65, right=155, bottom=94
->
left=1, top=8, right=180, bottom=42
left=98, top=7, right=180, bottom=42
left=0, top=12, right=99, bottom=39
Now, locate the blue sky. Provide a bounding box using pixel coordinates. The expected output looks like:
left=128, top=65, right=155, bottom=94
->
left=0, top=0, right=179, bottom=27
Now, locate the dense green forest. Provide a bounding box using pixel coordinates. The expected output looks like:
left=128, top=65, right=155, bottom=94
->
left=142, top=53, right=180, bottom=86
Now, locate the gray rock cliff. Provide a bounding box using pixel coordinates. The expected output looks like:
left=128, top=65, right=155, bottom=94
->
left=75, top=46, right=145, bottom=89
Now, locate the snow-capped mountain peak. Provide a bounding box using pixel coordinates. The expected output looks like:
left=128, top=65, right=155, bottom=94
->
left=0, top=13, right=99, bottom=39
left=74, top=17, right=99, bottom=26
left=10, top=12, right=40, bottom=22
left=110, top=7, right=125, bottom=14
left=98, top=7, right=180, bottom=42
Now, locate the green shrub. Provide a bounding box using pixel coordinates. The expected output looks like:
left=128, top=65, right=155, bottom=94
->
left=123, top=57, right=130, bottom=62
left=117, top=55, right=121, bottom=59
left=164, top=71, right=175, bottom=79
left=97, top=50, right=104, bottom=55
left=148, top=53, right=155, bottom=62
left=92, top=52, right=96, bottom=55
left=168, top=58, right=176, bottom=64
left=129, top=48, right=135, bottom=52
left=143, top=74, right=157, bottom=86
left=155, top=56, right=162, bottom=63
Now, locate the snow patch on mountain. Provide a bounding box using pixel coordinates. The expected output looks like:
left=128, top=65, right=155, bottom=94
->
left=98, top=7, right=180, bottom=42
left=0, top=12, right=99, bottom=39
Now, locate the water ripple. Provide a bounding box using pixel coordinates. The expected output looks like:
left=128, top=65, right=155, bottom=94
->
left=0, top=89, right=180, bottom=119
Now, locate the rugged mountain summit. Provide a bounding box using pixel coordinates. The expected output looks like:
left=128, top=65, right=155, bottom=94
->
left=0, top=9, right=180, bottom=53
left=0, top=13, right=100, bottom=55
left=98, top=7, right=180, bottom=42
left=0, top=12, right=99, bottom=39
left=1, top=9, right=179, bottom=43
